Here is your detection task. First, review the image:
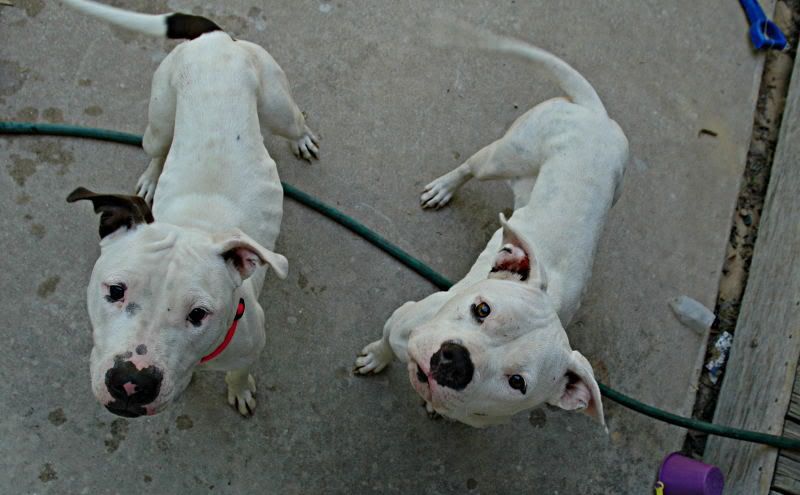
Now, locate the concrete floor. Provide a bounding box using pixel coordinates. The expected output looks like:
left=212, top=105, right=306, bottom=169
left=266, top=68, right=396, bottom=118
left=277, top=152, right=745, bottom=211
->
left=0, top=0, right=768, bottom=493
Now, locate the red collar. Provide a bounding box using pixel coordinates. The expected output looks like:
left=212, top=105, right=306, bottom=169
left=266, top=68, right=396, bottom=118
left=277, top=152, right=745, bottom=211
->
left=200, top=298, right=245, bottom=364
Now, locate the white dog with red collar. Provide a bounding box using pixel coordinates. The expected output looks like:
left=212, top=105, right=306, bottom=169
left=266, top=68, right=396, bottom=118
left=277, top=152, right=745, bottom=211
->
left=355, top=24, right=628, bottom=428
left=64, top=0, right=318, bottom=417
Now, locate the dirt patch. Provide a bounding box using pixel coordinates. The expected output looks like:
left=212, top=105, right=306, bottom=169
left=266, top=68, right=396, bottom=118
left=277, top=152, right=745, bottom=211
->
left=8, top=155, right=36, bottom=186
left=84, top=105, right=103, bottom=116
left=37, top=276, right=60, bottom=298
left=176, top=415, right=194, bottom=430
left=7, top=140, right=75, bottom=186
left=0, top=60, right=26, bottom=98
left=48, top=408, right=66, bottom=426
left=38, top=463, right=57, bottom=482
left=30, top=223, right=45, bottom=239
left=42, top=107, right=64, bottom=123
left=298, top=272, right=309, bottom=289
left=15, top=106, right=38, bottom=121
left=105, top=418, right=129, bottom=453
left=685, top=0, right=800, bottom=457
left=528, top=409, right=547, bottom=428
left=17, top=0, right=45, bottom=17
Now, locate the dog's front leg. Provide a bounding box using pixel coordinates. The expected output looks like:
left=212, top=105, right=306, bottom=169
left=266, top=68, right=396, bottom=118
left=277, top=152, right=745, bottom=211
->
left=354, top=328, right=395, bottom=375
left=225, top=368, right=257, bottom=416
left=354, top=300, right=419, bottom=375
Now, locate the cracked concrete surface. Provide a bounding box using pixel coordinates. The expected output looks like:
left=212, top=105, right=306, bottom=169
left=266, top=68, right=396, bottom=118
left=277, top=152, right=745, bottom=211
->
left=0, top=0, right=770, bottom=493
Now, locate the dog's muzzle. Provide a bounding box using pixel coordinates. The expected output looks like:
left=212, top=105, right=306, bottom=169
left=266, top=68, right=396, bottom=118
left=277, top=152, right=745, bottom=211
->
left=430, top=341, right=474, bottom=390
left=104, top=355, right=164, bottom=417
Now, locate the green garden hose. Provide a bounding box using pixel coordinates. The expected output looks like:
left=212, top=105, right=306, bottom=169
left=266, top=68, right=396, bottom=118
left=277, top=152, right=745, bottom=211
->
left=2, top=120, right=797, bottom=451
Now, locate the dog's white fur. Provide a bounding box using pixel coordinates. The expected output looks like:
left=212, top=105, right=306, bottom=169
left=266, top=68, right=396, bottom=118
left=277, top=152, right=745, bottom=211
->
left=64, top=0, right=318, bottom=416
left=355, top=23, right=628, bottom=428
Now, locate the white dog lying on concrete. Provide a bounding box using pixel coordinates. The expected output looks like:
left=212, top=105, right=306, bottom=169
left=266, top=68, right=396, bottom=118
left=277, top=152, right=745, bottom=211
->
left=355, top=24, right=628, bottom=428
left=63, top=0, right=318, bottom=417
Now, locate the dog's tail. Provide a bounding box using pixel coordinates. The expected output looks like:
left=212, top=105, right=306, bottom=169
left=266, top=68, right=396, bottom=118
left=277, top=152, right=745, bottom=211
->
left=431, top=18, right=606, bottom=114
left=61, top=0, right=222, bottom=40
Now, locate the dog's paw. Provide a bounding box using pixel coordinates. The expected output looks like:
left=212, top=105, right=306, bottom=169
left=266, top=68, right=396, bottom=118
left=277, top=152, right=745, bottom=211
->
left=226, top=372, right=257, bottom=417
left=424, top=401, right=443, bottom=420
left=135, top=176, right=157, bottom=206
left=290, top=131, right=320, bottom=162
left=354, top=339, right=393, bottom=375
left=135, top=160, right=162, bottom=206
left=420, top=175, right=457, bottom=209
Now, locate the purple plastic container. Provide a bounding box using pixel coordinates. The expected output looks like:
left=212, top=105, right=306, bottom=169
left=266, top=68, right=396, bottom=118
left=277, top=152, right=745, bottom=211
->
left=658, top=452, right=724, bottom=495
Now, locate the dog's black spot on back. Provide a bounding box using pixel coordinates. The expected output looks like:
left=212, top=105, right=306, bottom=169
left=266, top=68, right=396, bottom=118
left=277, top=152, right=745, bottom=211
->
left=136, top=344, right=147, bottom=356
left=166, top=13, right=222, bottom=40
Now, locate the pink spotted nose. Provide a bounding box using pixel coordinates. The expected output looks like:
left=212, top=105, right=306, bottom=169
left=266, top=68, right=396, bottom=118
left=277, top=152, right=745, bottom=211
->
left=104, top=353, right=163, bottom=418
left=123, top=382, right=138, bottom=396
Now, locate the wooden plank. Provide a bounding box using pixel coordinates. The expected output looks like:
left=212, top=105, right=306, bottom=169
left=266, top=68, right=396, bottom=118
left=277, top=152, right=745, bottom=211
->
left=788, top=370, right=800, bottom=421
left=772, top=422, right=800, bottom=493
left=703, top=51, right=800, bottom=495
left=784, top=420, right=800, bottom=440
left=773, top=455, right=800, bottom=495
left=779, top=421, right=800, bottom=462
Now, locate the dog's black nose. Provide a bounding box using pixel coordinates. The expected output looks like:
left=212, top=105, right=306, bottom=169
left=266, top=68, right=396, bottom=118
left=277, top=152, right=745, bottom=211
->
left=105, top=357, right=163, bottom=409
left=430, top=342, right=474, bottom=390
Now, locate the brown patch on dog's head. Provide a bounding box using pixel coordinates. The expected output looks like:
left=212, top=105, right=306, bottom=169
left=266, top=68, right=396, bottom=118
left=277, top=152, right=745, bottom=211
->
left=67, top=187, right=153, bottom=238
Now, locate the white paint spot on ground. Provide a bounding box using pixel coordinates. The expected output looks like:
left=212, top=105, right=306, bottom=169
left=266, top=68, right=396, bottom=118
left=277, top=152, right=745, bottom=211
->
left=319, top=3, right=333, bottom=13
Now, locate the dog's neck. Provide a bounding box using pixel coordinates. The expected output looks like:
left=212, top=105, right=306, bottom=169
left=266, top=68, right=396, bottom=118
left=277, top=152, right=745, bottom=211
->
left=152, top=180, right=283, bottom=254
left=452, top=170, right=619, bottom=325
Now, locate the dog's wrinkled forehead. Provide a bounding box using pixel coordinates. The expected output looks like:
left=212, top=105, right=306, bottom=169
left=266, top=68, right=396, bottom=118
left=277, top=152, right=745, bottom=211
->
left=97, top=223, right=203, bottom=267
left=435, top=279, right=559, bottom=338
left=92, top=223, right=233, bottom=295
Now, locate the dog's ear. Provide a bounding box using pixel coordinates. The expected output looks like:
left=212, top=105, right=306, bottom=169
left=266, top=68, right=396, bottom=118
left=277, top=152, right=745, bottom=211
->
left=548, top=350, right=605, bottom=429
left=67, top=187, right=154, bottom=239
left=214, top=229, right=288, bottom=282
left=489, top=213, right=546, bottom=289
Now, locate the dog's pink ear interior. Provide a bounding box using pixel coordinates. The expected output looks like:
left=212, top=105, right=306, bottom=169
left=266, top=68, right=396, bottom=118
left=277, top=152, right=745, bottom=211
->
left=551, top=350, right=605, bottom=429
left=489, top=213, right=546, bottom=288
left=215, top=230, right=288, bottom=281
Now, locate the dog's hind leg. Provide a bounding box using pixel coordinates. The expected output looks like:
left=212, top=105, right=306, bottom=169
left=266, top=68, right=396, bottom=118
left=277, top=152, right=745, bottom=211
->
left=420, top=143, right=491, bottom=209
left=237, top=41, right=319, bottom=162
left=421, top=133, right=544, bottom=209
left=137, top=56, right=177, bottom=206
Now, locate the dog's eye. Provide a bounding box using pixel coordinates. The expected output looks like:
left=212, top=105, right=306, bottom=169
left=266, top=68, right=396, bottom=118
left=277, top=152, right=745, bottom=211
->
left=187, top=308, right=208, bottom=327
left=471, top=302, right=491, bottom=320
left=508, top=374, right=527, bottom=394
left=106, top=284, right=126, bottom=302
